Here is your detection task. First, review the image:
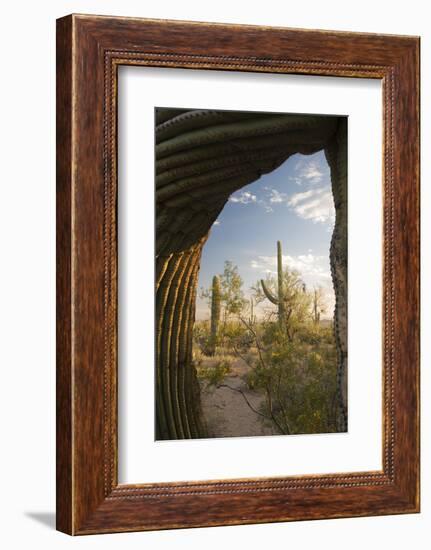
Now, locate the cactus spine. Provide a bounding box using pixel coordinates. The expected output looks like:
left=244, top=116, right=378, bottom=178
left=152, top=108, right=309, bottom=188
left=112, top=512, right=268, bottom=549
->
left=209, top=275, right=221, bottom=355
left=260, top=240, right=287, bottom=330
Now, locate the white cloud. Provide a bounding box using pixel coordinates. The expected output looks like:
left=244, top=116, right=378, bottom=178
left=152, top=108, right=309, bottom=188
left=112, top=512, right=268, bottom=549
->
left=251, top=253, right=331, bottom=285
left=302, top=164, right=324, bottom=182
left=287, top=187, right=335, bottom=224
left=287, top=189, right=315, bottom=207
left=268, top=188, right=288, bottom=203
left=213, top=220, right=220, bottom=226
left=229, top=191, right=257, bottom=204
left=288, top=176, right=302, bottom=186
left=227, top=156, right=333, bottom=223
left=294, top=158, right=327, bottom=185
left=229, top=187, right=283, bottom=213
left=251, top=259, right=274, bottom=273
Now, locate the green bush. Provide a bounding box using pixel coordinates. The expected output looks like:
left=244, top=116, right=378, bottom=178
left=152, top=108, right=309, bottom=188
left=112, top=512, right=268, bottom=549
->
left=244, top=324, right=338, bottom=435
left=196, top=360, right=231, bottom=387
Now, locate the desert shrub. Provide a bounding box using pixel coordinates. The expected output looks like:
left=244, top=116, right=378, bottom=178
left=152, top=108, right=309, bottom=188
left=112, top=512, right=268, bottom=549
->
left=223, top=320, right=253, bottom=353
left=274, top=344, right=337, bottom=434
left=196, top=359, right=231, bottom=387
left=297, top=322, right=335, bottom=346
left=193, top=320, right=221, bottom=356
left=243, top=324, right=338, bottom=435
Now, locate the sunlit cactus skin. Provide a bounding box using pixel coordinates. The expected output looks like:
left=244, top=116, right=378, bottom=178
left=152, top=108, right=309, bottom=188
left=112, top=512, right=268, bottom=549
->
left=260, top=241, right=287, bottom=330
left=209, top=275, right=221, bottom=356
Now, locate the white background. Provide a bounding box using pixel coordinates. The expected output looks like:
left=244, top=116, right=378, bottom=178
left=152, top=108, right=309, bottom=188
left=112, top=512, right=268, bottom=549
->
left=118, top=67, right=382, bottom=483
left=0, top=1, right=428, bottom=548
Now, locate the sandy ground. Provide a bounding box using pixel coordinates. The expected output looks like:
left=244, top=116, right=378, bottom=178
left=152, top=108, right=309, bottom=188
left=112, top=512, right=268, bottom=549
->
left=199, top=357, right=277, bottom=438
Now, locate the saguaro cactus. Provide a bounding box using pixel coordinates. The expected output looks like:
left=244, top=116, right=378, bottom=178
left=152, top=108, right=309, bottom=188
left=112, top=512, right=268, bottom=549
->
left=209, top=275, right=221, bottom=355
left=260, top=240, right=287, bottom=329
left=313, top=288, right=320, bottom=324
left=249, top=297, right=256, bottom=325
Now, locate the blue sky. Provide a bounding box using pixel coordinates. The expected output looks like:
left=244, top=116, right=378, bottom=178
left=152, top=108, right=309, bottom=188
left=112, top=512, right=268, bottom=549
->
left=196, top=150, right=336, bottom=320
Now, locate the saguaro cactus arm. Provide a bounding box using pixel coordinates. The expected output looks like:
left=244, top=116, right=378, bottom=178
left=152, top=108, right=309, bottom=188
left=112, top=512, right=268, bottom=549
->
left=260, top=279, right=279, bottom=305
left=260, top=241, right=287, bottom=328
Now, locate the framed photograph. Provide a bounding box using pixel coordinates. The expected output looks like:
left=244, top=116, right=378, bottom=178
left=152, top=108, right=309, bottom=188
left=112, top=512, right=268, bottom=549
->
left=56, top=14, right=420, bottom=535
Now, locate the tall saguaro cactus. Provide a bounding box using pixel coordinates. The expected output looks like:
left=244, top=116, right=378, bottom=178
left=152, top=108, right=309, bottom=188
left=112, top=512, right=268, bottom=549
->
left=260, top=240, right=287, bottom=330
left=209, top=275, right=221, bottom=356
left=313, top=288, right=320, bottom=324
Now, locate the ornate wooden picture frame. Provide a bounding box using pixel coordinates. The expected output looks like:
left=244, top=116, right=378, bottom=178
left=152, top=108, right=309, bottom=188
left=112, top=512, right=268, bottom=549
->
left=56, top=14, right=420, bottom=535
